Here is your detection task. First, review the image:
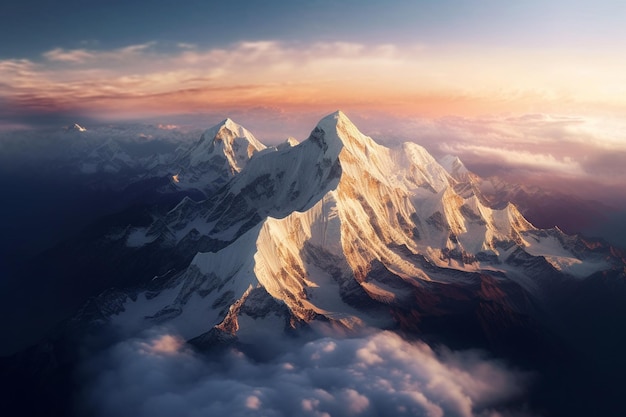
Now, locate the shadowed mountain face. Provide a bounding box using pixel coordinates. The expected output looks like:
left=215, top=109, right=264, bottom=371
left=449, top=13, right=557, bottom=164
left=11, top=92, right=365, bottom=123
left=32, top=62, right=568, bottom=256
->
left=2, top=112, right=625, bottom=417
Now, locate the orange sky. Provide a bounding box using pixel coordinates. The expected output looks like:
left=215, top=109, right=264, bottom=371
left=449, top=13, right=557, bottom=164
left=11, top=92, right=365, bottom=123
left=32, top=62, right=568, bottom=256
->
left=2, top=41, right=626, bottom=123
left=2, top=40, right=626, bottom=198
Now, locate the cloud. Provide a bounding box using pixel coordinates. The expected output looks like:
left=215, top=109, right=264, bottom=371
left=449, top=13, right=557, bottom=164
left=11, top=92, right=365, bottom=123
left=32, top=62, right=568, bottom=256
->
left=43, top=43, right=156, bottom=64
left=359, top=112, right=626, bottom=197
left=79, top=330, right=533, bottom=417
left=43, top=48, right=96, bottom=63
left=2, top=40, right=626, bottom=125
left=157, top=124, right=180, bottom=130
left=439, top=144, right=585, bottom=177
left=141, top=334, right=184, bottom=355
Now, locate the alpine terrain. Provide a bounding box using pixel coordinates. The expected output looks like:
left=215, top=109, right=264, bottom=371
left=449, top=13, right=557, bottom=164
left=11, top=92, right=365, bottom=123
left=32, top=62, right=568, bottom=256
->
left=2, top=111, right=625, bottom=417
left=89, top=111, right=624, bottom=341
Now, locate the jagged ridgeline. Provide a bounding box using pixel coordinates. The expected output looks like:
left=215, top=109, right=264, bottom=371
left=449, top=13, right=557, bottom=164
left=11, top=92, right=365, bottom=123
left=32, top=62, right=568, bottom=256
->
left=81, top=111, right=624, bottom=348
left=4, top=111, right=626, bottom=417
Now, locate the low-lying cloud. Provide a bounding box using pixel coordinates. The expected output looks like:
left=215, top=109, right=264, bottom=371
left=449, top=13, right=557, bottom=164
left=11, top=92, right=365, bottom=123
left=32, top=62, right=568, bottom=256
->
left=79, top=330, right=533, bottom=417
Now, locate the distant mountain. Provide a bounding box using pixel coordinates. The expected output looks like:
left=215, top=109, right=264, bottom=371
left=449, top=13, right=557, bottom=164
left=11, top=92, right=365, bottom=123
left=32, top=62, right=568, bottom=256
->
left=80, top=139, right=135, bottom=174
left=66, top=123, right=87, bottom=132
left=475, top=175, right=616, bottom=234
left=435, top=155, right=621, bottom=242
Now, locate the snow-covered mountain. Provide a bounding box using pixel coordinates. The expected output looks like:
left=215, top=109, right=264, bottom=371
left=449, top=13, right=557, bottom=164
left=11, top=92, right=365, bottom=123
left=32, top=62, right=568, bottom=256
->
left=66, top=123, right=87, bottom=132
left=87, top=111, right=624, bottom=345
left=462, top=173, right=617, bottom=237
left=4, top=111, right=626, bottom=417
left=169, top=118, right=267, bottom=192
left=80, top=139, right=136, bottom=174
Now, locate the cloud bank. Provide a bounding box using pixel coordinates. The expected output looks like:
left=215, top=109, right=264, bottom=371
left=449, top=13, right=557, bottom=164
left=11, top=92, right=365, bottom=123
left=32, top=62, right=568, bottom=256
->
left=79, top=330, right=533, bottom=417
left=2, top=40, right=626, bottom=125
left=364, top=113, right=626, bottom=202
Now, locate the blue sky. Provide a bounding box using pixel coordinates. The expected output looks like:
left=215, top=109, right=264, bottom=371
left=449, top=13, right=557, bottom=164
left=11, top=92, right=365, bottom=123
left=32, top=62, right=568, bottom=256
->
left=3, top=1, right=625, bottom=59
left=2, top=0, right=625, bottom=128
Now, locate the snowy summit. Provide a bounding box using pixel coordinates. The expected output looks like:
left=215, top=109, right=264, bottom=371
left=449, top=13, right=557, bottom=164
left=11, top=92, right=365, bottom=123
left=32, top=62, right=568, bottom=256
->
left=66, top=123, right=87, bottom=132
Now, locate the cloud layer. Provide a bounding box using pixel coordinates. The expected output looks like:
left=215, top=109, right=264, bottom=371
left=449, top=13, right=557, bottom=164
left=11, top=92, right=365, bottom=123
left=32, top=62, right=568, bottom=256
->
left=361, top=113, right=626, bottom=202
left=79, top=330, right=532, bottom=417
left=2, top=40, right=626, bottom=125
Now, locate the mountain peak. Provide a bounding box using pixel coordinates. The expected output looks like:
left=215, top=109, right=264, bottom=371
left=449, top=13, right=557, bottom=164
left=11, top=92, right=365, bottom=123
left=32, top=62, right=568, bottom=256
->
left=276, top=137, right=300, bottom=150
left=310, top=110, right=369, bottom=154
left=329, top=109, right=348, bottom=119
left=178, top=118, right=267, bottom=181
left=438, top=155, right=480, bottom=187
left=309, top=111, right=397, bottom=179
left=206, top=118, right=245, bottom=139
left=219, top=117, right=238, bottom=130
left=317, top=110, right=353, bottom=130
left=200, top=118, right=262, bottom=147
left=439, top=155, right=468, bottom=175
left=66, top=123, right=87, bottom=132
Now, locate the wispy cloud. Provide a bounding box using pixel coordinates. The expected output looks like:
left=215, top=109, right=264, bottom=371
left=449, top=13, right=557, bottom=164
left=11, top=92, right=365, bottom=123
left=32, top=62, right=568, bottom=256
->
left=43, top=42, right=156, bottom=64
left=1, top=40, right=626, bottom=124
left=441, top=143, right=585, bottom=177
left=366, top=113, right=626, bottom=200
left=43, top=48, right=95, bottom=63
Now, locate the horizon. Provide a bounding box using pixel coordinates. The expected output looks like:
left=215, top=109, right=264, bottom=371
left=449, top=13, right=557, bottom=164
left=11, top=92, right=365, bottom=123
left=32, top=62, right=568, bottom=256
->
left=2, top=1, right=625, bottom=205
left=3, top=108, right=625, bottom=206
left=2, top=107, right=625, bottom=250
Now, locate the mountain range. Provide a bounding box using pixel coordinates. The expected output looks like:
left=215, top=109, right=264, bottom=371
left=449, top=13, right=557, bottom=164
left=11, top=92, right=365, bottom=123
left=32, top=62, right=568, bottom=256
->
left=2, top=111, right=625, bottom=417
left=77, top=112, right=619, bottom=340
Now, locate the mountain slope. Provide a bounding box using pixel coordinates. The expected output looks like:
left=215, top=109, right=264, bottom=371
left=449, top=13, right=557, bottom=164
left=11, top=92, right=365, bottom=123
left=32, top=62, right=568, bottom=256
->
left=4, top=111, right=626, bottom=417
left=95, top=111, right=624, bottom=346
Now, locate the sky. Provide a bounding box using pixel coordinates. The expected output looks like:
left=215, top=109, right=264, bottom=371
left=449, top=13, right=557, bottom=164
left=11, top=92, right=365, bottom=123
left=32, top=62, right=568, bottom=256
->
left=1, top=0, right=625, bottom=198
